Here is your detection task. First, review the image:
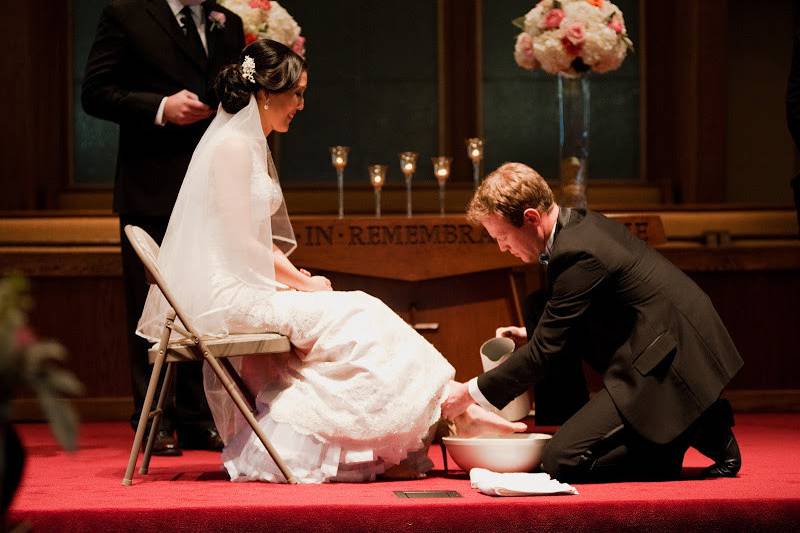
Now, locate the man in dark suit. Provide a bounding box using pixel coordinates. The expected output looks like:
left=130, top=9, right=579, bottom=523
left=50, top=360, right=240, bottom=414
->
left=82, top=0, right=244, bottom=454
left=443, top=162, right=743, bottom=482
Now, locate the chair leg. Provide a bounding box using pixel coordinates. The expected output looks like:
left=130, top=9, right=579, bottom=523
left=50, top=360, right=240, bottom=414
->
left=203, top=352, right=298, bottom=484
left=122, top=346, right=168, bottom=486
left=140, top=361, right=175, bottom=474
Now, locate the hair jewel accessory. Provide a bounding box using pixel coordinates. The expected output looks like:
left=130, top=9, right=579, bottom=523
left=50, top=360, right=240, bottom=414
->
left=241, top=55, right=256, bottom=84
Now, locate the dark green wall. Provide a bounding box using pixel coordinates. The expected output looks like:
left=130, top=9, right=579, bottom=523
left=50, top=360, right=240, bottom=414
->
left=73, top=0, right=119, bottom=185
left=277, top=0, right=438, bottom=185
left=481, top=0, right=640, bottom=181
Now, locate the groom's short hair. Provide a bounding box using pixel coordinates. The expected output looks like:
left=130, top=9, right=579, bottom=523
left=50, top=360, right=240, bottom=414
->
left=467, top=162, right=555, bottom=227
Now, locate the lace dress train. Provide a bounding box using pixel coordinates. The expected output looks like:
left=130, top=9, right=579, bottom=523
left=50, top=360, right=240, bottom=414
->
left=204, top=289, right=455, bottom=483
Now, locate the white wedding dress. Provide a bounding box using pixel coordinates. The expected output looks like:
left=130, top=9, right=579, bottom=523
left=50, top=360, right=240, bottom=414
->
left=137, top=96, right=454, bottom=483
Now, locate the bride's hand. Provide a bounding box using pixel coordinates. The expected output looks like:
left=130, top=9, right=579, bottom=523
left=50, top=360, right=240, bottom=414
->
left=303, top=275, right=332, bottom=292
left=442, top=380, right=474, bottom=420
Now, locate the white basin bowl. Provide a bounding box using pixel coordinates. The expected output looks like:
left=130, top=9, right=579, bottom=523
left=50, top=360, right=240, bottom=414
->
left=442, top=433, right=552, bottom=473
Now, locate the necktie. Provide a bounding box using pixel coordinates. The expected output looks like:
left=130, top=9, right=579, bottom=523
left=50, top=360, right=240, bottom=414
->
left=180, top=6, right=206, bottom=58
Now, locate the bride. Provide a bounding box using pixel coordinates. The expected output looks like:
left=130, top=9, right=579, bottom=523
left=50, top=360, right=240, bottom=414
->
left=137, top=39, right=524, bottom=483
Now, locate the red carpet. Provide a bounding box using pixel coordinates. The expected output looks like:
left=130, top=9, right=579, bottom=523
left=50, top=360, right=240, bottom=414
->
left=8, top=414, right=800, bottom=532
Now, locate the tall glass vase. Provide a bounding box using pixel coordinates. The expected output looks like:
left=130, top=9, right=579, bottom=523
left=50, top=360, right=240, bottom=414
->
left=557, top=74, right=590, bottom=209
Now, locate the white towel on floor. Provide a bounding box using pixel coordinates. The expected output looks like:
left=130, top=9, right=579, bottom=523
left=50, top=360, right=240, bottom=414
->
left=469, top=468, right=579, bottom=496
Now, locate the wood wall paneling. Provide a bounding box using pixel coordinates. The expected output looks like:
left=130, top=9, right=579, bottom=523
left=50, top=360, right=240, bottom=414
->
left=439, top=0, right=481, bottom=182
left=644, top=0, right=731, bottom=204
left=0, top=2, right=69, bottom=210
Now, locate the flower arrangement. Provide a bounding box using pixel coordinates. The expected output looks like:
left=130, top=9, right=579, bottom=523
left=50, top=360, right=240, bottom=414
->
left=513, top=0, right=632, bottom=77
left=219, top=0, right=306, bottom=57
left=0, top=276, right=83, bottom=450
left=0, top=275, right=83, bottom=521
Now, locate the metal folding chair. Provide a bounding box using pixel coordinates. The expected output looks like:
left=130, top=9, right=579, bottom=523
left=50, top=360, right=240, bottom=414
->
left=122, top=224, right=297, bottom=485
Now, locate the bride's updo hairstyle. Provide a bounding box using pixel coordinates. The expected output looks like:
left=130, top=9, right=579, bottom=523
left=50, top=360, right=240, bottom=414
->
left=215, top=39, right=306, bottom=114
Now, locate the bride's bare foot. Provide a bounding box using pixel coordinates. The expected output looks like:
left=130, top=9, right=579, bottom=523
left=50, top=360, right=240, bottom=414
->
left=452, top=404, right=527, bottom=438
left=380, top=462, right=427, bottom=480
left=379, top=451, right=433, bottom=480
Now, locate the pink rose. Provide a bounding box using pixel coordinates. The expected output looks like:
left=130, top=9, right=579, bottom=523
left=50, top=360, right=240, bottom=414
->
left=561, top=22, right=585, bottom=55
left=513, top=32, right=537, bottom=70
left=564, top=22, right=585, bottom=45
left=292, top=36, right=306, bottom=56
left=249, top=0, right=271, bottom=10
left=543, top=9, right=565, bottom=30
left=608, top=16, right=624, bottom=34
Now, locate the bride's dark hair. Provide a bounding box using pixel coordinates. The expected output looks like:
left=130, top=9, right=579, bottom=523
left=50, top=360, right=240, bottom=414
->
left=215, top=39, right=306, bottom=114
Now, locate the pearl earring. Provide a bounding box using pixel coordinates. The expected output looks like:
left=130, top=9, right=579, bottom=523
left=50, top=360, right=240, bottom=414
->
left=263, top=99, right=270, bottom=110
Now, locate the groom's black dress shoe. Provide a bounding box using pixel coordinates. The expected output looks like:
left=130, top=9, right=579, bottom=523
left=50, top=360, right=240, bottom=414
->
left=692, top=399, right=741, bottom=478
left=151, top=430, right=182, bottom=457
left=179, top=427, right=224, bottom=451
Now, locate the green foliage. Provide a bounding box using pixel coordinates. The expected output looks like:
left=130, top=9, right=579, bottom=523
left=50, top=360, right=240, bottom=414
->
left=0, top=275, right=84, bottom=451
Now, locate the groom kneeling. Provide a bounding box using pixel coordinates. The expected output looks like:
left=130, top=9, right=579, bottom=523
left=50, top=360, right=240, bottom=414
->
left=443, top=163, right=743, bottom=483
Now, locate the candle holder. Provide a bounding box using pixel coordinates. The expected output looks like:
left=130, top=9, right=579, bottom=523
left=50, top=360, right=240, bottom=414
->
left=399, top=151, right=418, bottom=218
left=431, top=156, right=452, bottom=216
left=466, top=137, right=484, bottom=190
left=330, top=146, right=350, bottom=219
left=368, top=164, right=387, bottom=218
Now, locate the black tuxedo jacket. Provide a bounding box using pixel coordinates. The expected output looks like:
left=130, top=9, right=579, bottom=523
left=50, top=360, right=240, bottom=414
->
left=478, top=208, right=743, bottom=444
left=82, top=0, right=244, bottom=216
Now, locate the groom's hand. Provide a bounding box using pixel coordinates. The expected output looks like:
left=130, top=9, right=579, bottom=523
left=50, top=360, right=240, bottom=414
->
left=164, top=90, right=213, bottom=125
left=496, top=325, right=527, bottom=348
left=442, top=380, right=474, bottom=420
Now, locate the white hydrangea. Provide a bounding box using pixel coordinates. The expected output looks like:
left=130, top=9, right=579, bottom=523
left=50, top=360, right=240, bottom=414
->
left=533, top=33, right=573, bottom=74
left=219, top=0, right=265, bottom=36
left=263, top=2, right=301, bottom=47
left=563, top=1, right=605, bottom=26
left=581, top=25, right=626, bottom=73
left=219, top=0, right=304, bottom=51
left=524, top=2, right=548, bottom=34
left=514, top=0, right=632, bottom=77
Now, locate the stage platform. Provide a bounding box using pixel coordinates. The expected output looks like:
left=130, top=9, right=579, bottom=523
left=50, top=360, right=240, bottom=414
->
left=8, top=414, right=800, bottom=532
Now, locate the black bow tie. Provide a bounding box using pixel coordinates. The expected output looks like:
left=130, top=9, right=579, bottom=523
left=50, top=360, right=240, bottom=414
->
left=538, top=253, right=550, bottom=266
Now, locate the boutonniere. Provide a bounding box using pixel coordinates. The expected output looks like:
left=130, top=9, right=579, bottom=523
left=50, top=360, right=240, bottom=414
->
left=208, top=10, right=226, bottom=31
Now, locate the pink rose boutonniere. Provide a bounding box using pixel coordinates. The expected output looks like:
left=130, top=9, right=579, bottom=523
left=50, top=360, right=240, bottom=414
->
left=208, top=11, right=226, bottom=31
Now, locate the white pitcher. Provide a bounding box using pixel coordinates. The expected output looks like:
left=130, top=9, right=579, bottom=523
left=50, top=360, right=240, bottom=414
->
left=479, top=337, right=532, bottom=422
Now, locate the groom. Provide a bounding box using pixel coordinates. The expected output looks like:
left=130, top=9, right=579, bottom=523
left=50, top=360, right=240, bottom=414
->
left=82, top=0, right=244, bottom=454
left=443, top=163, right=743, bottom=483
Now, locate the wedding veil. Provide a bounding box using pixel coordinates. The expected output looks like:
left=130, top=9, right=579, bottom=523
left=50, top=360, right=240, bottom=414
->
left=136, top=95, right=296, bottom=341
